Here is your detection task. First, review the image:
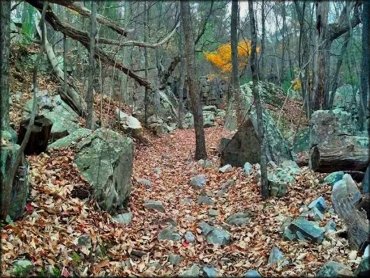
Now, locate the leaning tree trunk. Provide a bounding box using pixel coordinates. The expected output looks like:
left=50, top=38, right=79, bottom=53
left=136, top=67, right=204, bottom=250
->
left=249, top=0, right=269, bottom=199
left=180, top=1, right=207, bottom=160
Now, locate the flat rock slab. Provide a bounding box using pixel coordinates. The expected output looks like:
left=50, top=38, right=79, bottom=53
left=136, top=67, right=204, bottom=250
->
left=308, top=196, right=327, bottom=213
left=144, top=200, right=165, bottom=213
left=206, top=228, right=231, bottom=245
left=324, top=171, right=345, bottom=186
left=226, top=212, right=251, bottom=226
left=197, top=195, right=214, bottom=205
left=203, top=266, right=218, bottom=277
left=289, top=218, right=325, bottom=243
left=180, top=264, right=201, bottom=277
left=113, top=212, right=133, bottom=225
left=158, top=226, right=181, bottom=241
left=316, top=261, right=353, bottom=277
left=219, top=164, right=232, bottom=173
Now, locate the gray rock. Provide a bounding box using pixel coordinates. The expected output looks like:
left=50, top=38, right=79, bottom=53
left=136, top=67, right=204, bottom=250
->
left=226, top=212, right=251, bottom=226
left=355, top=257, right=370, bottom=277
left=115, top=108, right=142, bottom=136
left=244, top=269, right=262, bottom=277
left=221, top=110, right=293, bottom=167
left=168, top=253, right=182, bottom=266
left=113, top=212, right=133, bottom=225
left=332, top=84, right=360, bottom=114
left=77, top=234, right=92, bottom=249
left=203, top=266, right=218, bottom=277
left=243, top=162, right=253, bottom=175
left=206, top=228, right=231, bottom=245
left=74, top=128, right=133, bottom=213
left=283, top=226, right=297, bottom=241
left=184, top=231, right=196, bottom=243
left=158, top=226, right=181, bottom=241
left=137, top=178, right=152, bottom=188
left=180, top=197, right=193, bottom=206
left=24, top=93, right=80, bottom=141
left=198, top=221, right=214, bottom=235
left=268, top=246, right=287, bottom=266
left=325, top=220, right=336, bottom=232
left=203, top=111, right=216, bottom=128
left=208, top=209, right=219, bottom=217
left=292, top=127, right=310, bottom=153
left=324, top=171, right=345, bottom=186
left=309, top=207, right=325, bottom=221
left=362, top=165, right=369, bottom=194
left=198, top=159, right=213, bottom=168
left=190, top=175, right=207, bottom=189
left=219, top=164, right=232, bottom=173
left=197, top=195, right=214, bottom=205
left=332, top=174, right=362, bottom=209
left=288, top=218, right=325, bottom=243
left=12, top=259, right=33, bottom=276
left=268, top=164, right=298, bottom=198
left=48, top=128, right=92, bottom=149
left=316, top=261, right=353, bottom=277
left=144, top=200, right=165, bottom=213
left=180, top=264, right=201, bottom=277
left=217, top=179, right=236, bottom=196
left=308, top=196, right=327, bottom=213
left=203, top=106, right=217, bottom=113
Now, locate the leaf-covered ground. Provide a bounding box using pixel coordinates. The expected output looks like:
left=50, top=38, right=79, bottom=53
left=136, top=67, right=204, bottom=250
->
left=1, top=126, right=362, bottom=277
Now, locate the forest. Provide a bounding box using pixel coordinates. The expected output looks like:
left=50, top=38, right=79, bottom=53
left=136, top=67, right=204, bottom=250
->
left=0, top=0, right=369, bottom=277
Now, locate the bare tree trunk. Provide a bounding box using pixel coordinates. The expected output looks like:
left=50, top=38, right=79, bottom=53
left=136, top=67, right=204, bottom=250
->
left=231, top=0, right=242, bottom=124
left=281, top=2, right=286, bottom=84
left=360, top=1, right=370, bottom=131
left=0, top=1, right=11, bottom=132
left=248, top=0, right=269, bottom=199
left=329, top=32, right=350, bottom=108
left=178, top=31, right=185, bottom=129
left=180, top=1, right=207, bottom=160
left=144, top=1, right=149, bottom=126
left=86, top=1, right=97, bottom=129
left=260, top=0, right=266, bottom=81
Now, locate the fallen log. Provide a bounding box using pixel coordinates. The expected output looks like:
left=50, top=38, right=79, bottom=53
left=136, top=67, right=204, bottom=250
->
left=309, top=137, right=369, bottom=173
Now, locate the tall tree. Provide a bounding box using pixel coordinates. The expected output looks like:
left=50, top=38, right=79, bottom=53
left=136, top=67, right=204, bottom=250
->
left=86, top=1, right=97, bottom=129
left=0, top=1, right=11, bottom=134
left=312, top=1, right=361, bottom=112
left=248, top=0, right=269, bottom=199
left=230, top=0, right=242, bottom=124
left=360, top=0, right=370, bottom=131
left=180, top=1, right=207, bottom=160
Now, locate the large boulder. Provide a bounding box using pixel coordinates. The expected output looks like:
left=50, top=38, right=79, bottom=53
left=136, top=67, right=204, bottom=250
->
left=74, top=128, right=133, bottom=213
left=48, top=128, right=92, bottom=150
left=221, top=111, right=293, bottom=167
left=115, top=108, right=142, bottom=136
left=268, top=160, right=300, bottom=197
left=23, top=91, right=80, bottom=141
left=331, top=85, right=360, bottom=116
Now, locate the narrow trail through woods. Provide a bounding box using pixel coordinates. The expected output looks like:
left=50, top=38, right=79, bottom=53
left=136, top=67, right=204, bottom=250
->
left=2, top=127, right=350, bottom=277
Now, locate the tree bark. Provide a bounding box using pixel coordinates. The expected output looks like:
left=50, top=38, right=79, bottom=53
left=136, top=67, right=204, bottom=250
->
left=248, top=0, right=269, bottom=199
left=0, top=1, right=11, bottom=131
left=231, top=0, right=242, bottom=125
left=359, top=0, right=370, bottom=131
left=310, top=142, right=369, bottom=173
left=180, top=1, right=207, bottom=160
left=85, top=1, right=97, bottom=129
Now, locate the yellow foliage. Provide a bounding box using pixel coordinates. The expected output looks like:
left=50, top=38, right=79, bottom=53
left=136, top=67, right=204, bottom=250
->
left=204, top=40, right=256, bottom=73
left=292, top=78, right=302, bottom=91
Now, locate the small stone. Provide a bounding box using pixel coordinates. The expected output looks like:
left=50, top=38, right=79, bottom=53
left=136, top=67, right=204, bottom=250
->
left=308, top=196, right=327, bottom=213
left=190, top=175, right=207, bottom=189
left=219, top=164, right=232, bottom=173
left=317, top=261, right=353, bottom=277
left=158, top=226, right=181, bottom=241
left=198, top=221, right=214, bottom=235
left=180, top=197, right=193, bottom=206
left=244, top=269, right=262, bottom=277
left=243, top=162, right=253, bottom=175
left=325, top=220, right=336, bottom=232
left=206, top=228, right=231, bottom=245
left=12, top=260, right=33, bottom=276
left=168, top=253, right=182, bottom=266
left=197, top=195, right=214, bottom=205
left=348, top=250, right=357, bottom=260
left=180, top=264, right=201, bottom=277
left=268, top=246, right=285, bottom=265
left=324, top=171, right=345, bottom=186
left=226, top=212, right=251, bottom=226
left=113, top=212, right=133, bottom=225
left=283, top=226, right=297, bottom=241
left=289, top=217, right=325, bottom=243
left=137, top=178, right=152, bottom=187
left=153, top=167, right=161, bottom=175
left=144, top=200, right=165, bottom=213
left=184, top=231, right=196, bottom=243
left=208, top=209, right=219, bottom=217
left=77, top=234, right=92, bottom=248
left=309, top=207, right=324, bottom=221
left=203, top=265, right=218, bottom=277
